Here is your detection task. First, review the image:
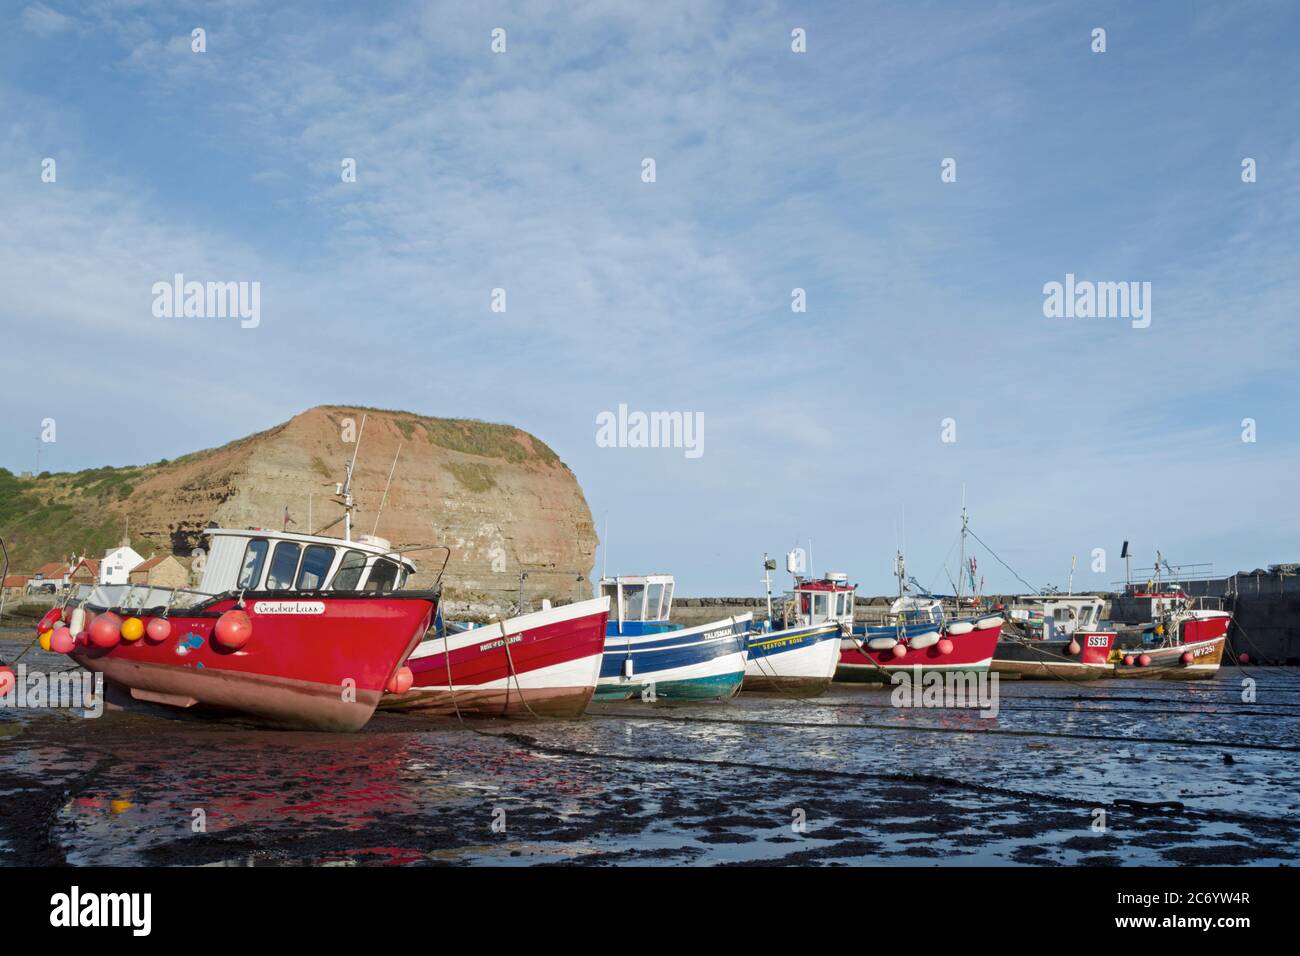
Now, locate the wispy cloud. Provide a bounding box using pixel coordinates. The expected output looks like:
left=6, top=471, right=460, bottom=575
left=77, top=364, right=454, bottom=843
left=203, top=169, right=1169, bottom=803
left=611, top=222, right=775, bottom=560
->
left=2, top=0, right=1298, bottom=592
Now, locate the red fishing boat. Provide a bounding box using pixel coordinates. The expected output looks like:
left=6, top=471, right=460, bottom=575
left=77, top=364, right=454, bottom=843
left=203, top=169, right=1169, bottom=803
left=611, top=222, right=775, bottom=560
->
left=60, top=527, right=438, bottom=731
left=1110, top=590, right=1230, bottom=680
left=994, top=595, right=1118, bottom=680
left=382, top=596, right=610, bottom=717
left=836, top=545, right=1002, bottom=682
left=48, top=432, right=440, bottom=731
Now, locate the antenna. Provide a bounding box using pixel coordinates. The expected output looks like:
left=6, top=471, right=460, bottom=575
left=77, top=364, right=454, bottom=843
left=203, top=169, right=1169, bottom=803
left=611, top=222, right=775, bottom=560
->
left=957, top=484, right=968, bottom=609
left=336, top=413, right=367, bottom=541
left=372, top=440, right=403, bottom=537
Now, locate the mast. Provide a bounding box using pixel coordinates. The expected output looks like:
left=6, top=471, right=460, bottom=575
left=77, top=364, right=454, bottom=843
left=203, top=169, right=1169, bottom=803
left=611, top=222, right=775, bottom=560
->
left=372, top=440, right=403, bottom=536
left=336, top=413, right=367, bottom=542
left=957, top=485, right=968, bottom=610
left=762, top=553, right=775, bottom=624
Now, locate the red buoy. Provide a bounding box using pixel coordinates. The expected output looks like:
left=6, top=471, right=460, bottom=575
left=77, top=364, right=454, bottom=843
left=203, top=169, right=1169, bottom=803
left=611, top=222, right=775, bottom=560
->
left=0, top=667, right=15, bottom=696
left=1123, top=654, right=1135, bottom=666
left=891, top=643, right=908, bottom=659
left=1181, top=651, right=1194, bottom=665
left=1066, top=640, right=1081, bottom=656
left=1238, top=653, right=1250, bottom=665
left=937, top=638, right=954, bottom=656
left=50, top=626, right=76, bottom=654
left=145, top=617, right=172, bottom=642
left=386, top=666, right=414, bottom=694
left=36, top=608, right=62, bottom=634
left=214, top=610, right=253, bottom=649
left=89, top=612, right=123, bottom=648
left=1138, top=653, right=1152, bottom=667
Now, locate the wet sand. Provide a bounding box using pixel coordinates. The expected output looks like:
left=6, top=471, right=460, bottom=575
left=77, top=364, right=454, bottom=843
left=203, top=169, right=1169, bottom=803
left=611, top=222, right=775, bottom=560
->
left=2, top=635, right=1297, bottom=866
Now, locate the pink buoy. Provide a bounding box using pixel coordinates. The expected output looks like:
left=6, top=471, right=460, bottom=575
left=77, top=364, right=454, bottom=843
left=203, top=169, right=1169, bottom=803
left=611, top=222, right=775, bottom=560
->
left=1066, top=640, right=1080, bottom=656
left=1123, top=654, right=1135, bottom=666
left=50, top=626, right=76, bottom=654
left=214, top=610, right=253, bottom=649
left=386, top=666, right=414, bottom=694
left=937, top=638, right=954, bottom=656
left=89, top=612, right=123, bottom=648
left=1238, top=652, right=1250, bottom=665
left=1181, top=651, right=1194, bottom=665
left=890, top=642, right=908, bottom=659
left=145, top=617, right=172, bottom=642
left=1138, top=653, right=1152, bottom=667
left=0, top=667, right=15, bottom=696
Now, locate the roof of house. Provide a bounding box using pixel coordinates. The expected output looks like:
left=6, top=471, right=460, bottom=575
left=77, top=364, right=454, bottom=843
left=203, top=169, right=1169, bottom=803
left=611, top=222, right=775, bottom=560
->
left=71, top=558, right=101, bottom=575
left=130, top=555, right=171, bottom=573
left=34, top=562, right=68, bottom=577
left=2, top=575, right=31, bottom=587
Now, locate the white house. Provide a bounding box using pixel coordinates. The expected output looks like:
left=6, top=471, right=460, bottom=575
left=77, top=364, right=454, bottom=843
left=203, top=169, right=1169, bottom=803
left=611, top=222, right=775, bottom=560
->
left=100, top=545, right=145, bottom=585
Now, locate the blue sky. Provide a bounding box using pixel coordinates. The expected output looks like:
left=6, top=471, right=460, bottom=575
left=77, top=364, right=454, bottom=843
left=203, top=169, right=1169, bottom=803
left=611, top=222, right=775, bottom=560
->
left=2, top=0, right=1298, bottom=596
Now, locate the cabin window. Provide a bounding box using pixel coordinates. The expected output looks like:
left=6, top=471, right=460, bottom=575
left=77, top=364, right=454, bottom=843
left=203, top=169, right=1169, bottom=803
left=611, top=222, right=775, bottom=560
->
left=330, top=550, right=368, bottom=590
left=645, top=583, right=664, bottom=620
left=366, top=558, right=401, bottom=592
left=814, top=593, right=829, bottom=618
left=296, top=545, right=335, bottom=590
left=237, top=539, right=269, bottom=589
left=801, top=592, right=812, bottom=616
left=266, top=542, right=302, bottom=590
left=662, top=581, right=674, bottom=614
left=622, top=583, right=646, bottom=621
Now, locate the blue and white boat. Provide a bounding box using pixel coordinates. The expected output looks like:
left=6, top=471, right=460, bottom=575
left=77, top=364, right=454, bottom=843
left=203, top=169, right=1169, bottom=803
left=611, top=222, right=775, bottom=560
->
left=595, top=574, right=750, bottom=701
left=745, top=559, right=854, bottom=695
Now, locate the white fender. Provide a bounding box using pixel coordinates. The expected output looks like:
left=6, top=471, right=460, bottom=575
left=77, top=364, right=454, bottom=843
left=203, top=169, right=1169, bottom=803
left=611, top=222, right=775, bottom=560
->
left=946, top=621, right=974, bottom=635
left=69, top=607, right=86, bottom=635
left=909, top=632, right=941, bottom=650
left=975, top=616, right=1004, bottom=630
left=866, top=637, right=898, bottom=651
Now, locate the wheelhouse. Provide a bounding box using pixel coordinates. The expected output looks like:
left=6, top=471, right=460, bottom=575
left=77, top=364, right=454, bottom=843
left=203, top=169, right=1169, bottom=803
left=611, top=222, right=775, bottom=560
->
left=792, top=573, right=856, bottom=629
left=888, top=594, right=944, bottom=627
left=199, top=528, right=417, bottom=595
left=599, top=574, right=675, bottom=634
left=1006, top=596, right=1107, bottom=639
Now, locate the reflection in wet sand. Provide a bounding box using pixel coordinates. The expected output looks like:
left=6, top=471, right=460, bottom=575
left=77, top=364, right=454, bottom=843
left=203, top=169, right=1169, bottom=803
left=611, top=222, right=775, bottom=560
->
left=2, top=637, right=1296, bottom=866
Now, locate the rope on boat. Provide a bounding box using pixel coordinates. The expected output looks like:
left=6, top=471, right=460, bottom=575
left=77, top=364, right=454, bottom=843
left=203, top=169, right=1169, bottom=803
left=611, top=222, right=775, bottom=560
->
left=495, top=616, right=542, bottom=720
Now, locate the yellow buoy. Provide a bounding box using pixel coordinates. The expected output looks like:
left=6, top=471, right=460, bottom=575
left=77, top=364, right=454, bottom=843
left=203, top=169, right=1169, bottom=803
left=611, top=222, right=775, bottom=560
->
left=121, top=617, right=145, bottom=642
left=39, top=630, right=53, bottom=652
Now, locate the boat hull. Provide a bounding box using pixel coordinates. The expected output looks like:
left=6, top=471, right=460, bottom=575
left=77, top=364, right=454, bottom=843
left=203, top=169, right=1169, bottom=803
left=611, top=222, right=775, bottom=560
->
left=836, top=617, right=1000, bottom=683
left=596, top=614, right=750, bottom=701
left=1111, top=635, right=1227, bottom=680
left=743, top=622, right=841, bottom=695
left=72, top=591, right=437, bottom=732
left=992, top=630, right=1117, bottom=680
left=383, top=597, right=609, bottom=718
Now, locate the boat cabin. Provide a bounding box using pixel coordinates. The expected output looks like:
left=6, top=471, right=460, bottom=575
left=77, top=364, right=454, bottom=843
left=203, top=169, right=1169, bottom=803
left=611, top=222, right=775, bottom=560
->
left=600, top=574, right=676, bottom=635
left=787, top=573, right=857, bottom=629
left=198, top=528, right=417, bottom=595
left=1006, top=595, right=1106, bottom=640
left=888, top=594, right=944, bottom=626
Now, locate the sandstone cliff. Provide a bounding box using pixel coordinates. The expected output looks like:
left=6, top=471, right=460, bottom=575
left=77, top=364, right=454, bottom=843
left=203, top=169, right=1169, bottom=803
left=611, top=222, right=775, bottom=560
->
left=0, top=406, right=597, bottom=613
